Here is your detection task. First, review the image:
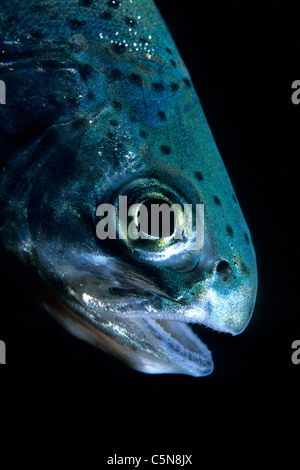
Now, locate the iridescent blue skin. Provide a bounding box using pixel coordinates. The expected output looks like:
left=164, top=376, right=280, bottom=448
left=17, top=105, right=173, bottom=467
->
left=0, top=0, right=257, bottom=376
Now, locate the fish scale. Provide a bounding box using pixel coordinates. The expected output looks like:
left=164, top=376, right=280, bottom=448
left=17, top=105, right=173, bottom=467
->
left=0, top=0, right=257, bottom=376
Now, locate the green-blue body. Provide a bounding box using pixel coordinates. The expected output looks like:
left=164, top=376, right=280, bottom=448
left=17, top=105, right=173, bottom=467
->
left=0, top=0, right=257, bottom=376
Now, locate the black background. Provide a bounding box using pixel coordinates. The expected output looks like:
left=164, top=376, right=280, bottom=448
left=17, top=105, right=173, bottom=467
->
left=0, top=0, right=298, bottom=451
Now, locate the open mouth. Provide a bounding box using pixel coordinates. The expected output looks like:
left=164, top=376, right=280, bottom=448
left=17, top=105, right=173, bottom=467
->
left=136, top=318, right=214, bottom=376
left=73, top=274, right=216, bottom=376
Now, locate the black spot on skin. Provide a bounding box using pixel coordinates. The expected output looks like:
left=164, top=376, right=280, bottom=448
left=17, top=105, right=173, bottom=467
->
left=213, top=196, right=222, bottom=206
left=161, top=145, right=171, bottom=155
left=125, top=17, right=136, bottom=27
left=78, top=0, right=93, bottom=7
left=4, top=15, right=14, bottom=26
left=78, top=63, right=93, bottom=81
left=87, top=91, right=95, bottom=101
left=111, top=43, right=126, bottom=55
left=171, top=83, right=180, bottom=92
left=226, top=224, right=234, bottom=237
left=102, top=46, right=113, bottom=57
left=106, top=68, right=123, bottom=81
left=170, top=60, right=177, bottom=68
left=129, top=73, right=143, bottom=86
left=112, top=100, right=122, bottom=110
left=69, top=18, right=86, bottom=30
left=195, top=171, right=204, bottom=181
left=30, top=30, right=43, bottom=39
left=99, top=11, right=113, bottom=20
left=241, top=262, right=250, bottom=276
left=107, top=0, right=120, bottom=9
left=66, top=97, right=78, bottom=107
left=166, top=47, right=172, bottom=54
left=245, top=233, right=250, bottom=244
left=232, top=194, right=237, bottom=204
left=107, top=131, right=114, bottom=139
left=29, top=3, right=49, bottom=13
left=152, top=82, right=165, bottom=93
left=139, top=37, right=147, bottom=44
left=183, top=78, right=192, bottom=87
left=130, top=115, right=138, bottom=123
left=158, top=110, right=166, bottom=121
left=140, top=130, right=147, bottom=138
left=109, top=120, right=118, bottom=127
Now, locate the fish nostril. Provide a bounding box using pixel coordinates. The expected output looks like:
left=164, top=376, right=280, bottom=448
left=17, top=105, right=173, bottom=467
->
left=216, top=260, right=233, bottom=284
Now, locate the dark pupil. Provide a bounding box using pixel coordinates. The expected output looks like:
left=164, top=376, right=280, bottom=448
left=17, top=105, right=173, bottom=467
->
left=141, top=199, right=175, bottom=238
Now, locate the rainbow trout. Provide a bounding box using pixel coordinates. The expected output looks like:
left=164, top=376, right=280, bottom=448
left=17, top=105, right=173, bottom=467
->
left=0, top=0, right=257, bottom=376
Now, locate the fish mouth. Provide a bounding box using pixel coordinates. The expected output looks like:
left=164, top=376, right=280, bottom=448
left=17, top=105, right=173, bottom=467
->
left=47, top=297, right=214, bottom=377
left=139, top=289, right=255, bottom=376
left=144, top=318, right=214, bottom=376
left=46, top=283, right=253, bottom=377
left=76, top=283, right=214, bottom=375
left=37, top=253, right=254, bottom=377
left=137, top=284, right=256, bottom=376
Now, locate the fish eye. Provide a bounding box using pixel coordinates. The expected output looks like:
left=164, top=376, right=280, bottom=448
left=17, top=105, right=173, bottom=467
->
left=141, top=198, right=176, bottom=238
left=114, top=178, right=201, bottom=270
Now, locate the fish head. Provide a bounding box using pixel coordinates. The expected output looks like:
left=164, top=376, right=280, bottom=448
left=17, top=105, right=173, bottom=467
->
left=79, top=57, right=258, bottom=338
left=33, top=71, right=257, bottom=376
left=0, top=0, right=257, bottom=376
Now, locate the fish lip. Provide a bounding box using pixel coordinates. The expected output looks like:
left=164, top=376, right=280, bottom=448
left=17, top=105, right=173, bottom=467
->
left=145, top=318, right=214, bottom=376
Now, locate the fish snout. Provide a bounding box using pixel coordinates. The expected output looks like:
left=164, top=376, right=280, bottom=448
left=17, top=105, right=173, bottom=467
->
left=210, top=255, right=257, bottom=335
left=187, top=252, right=257, bottom=335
